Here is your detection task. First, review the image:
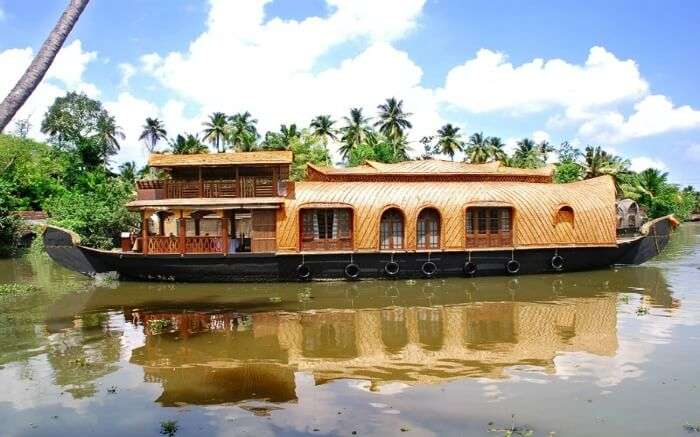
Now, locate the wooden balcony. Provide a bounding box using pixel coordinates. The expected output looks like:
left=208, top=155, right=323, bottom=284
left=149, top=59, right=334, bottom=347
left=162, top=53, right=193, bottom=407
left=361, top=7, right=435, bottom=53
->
left=136, top=177, right=288, bottom=200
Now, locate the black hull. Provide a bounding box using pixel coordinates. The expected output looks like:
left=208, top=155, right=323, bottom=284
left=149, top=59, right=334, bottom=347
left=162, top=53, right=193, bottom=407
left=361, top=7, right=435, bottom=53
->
left=43, top=216, right=676, bottom=283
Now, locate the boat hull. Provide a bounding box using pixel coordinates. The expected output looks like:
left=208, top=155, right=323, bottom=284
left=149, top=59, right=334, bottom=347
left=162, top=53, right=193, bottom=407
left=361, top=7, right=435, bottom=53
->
left=43, top=216, right=677, bottom=283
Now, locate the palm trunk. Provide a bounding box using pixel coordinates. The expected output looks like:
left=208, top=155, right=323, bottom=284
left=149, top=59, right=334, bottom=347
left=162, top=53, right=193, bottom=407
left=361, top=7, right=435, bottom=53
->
left=0, top=0, right=90, bottom=132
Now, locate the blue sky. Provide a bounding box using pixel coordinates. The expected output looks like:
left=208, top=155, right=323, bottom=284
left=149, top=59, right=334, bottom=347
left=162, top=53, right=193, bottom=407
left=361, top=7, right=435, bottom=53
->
left=1, top=0, right=699, bottom=185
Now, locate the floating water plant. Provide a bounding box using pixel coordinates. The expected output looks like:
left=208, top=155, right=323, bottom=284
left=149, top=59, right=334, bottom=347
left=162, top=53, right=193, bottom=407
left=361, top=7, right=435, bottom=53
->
left=636, top=306, right=649, bottom=316
left=0, top=283, right=39, bottom=295
left=160, top=420, right=178, bottom=436
left=488, top=415, right=534, bottom=437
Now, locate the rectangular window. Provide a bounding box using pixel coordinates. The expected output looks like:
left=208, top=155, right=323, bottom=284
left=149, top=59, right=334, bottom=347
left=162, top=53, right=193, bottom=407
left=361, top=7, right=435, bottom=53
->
left=301, top=209, right=353, bottom=250
left=466, top=207, right=513, bottom=248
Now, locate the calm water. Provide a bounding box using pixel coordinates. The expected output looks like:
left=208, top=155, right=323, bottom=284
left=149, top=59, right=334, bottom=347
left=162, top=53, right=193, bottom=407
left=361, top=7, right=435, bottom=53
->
left=0, top=224, right=699, bottom=436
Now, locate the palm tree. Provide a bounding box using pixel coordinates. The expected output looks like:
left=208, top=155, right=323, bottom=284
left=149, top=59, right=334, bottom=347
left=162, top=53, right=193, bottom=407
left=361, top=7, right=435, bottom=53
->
left=139, top=117, right=167, bottom=153
left=465, top=132, right=490, bottom=164
left=537, top=140, right=555, bottom=162
left=340, top=108, right=372, bottom=160
left=486, top=136, right=508, bottom=162
left=92, top=113, right=124, bottom=161
left=0, top=0, right=90, bottom=131
left=228, top=111, right=258, bottom=151
left=390, top=134, right=411, bottom=161
left=375, top=98, right=412, bottom=155
left=435, top=124, right=463, bottom=161
left=169, top=134, right=209, bottom=154
left=511, top=138, right=544, bottom=169
left=279, top=124, right=300, bottom=148
left=310, top=115, right=337, bottom=145
left=583, top=146, right=629, bottom=179
left=118, top=161, right=137, bottom=183
left=202, top=112, right=228, bottom=153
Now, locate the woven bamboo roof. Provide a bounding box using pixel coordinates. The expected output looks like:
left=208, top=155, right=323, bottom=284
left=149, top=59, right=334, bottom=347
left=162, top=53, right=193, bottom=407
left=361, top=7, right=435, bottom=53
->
left=277, top=176, right=617, bottom=251
left=307, top=160, right=555, bottom=182
left=149, top=151, right=293, bottom=167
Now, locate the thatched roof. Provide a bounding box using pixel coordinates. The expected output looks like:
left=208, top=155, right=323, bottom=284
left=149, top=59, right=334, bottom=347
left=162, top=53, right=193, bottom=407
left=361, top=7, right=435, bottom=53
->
left=149, top=151, right=293, bottom=167
left=277, top=176, right=617, bottom=251
left=307, top=160, right=555, bottom=182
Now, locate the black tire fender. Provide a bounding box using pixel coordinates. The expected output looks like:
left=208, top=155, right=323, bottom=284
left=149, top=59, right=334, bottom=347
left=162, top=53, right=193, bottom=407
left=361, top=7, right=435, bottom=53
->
left=506, top=259, right=520, bottom=275
left=463, top=261, right=477, bottom=276
left=296, top=263, right=311, bottom=281
left=384, top=261, right=400, bottom=277
left=421, top=261, right=437, bottom=278
left=344, top=263, right=360, bottom=280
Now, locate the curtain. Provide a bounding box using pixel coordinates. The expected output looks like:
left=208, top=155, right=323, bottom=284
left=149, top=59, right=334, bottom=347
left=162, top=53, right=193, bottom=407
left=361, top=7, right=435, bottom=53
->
left=332, top=210, right=339, bottom=239
left=313, top=210, right=320, bottom=239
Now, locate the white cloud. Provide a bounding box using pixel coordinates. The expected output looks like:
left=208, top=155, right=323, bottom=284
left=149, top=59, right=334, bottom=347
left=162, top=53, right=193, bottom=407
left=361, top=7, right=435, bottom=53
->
left=0, top=40, right=99, bottom=138
left=629, top=156, right=667, bottom=172
left=138, top=0, right=439, bottom=159
left=439, top=46, right=648, bottom=114
left=532, top=130, right=550, bottom=144
left=118, top=63, right=136, bottom=88
left=0, top=6, right=5, bottom=21
left=578, top=95, right=700, bottom=143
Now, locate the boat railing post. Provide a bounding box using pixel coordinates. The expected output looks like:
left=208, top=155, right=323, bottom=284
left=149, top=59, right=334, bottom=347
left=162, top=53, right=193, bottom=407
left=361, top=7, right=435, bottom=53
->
left=142, top=210, right=149, bottom=255
left=179, top=210, right=186, bottom=255
left=221, top=213, right=228, bottom=255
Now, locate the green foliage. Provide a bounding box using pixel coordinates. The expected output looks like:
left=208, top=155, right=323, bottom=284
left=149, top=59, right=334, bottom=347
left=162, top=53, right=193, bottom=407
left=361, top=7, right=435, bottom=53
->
left=347, top=134, right=403, bottom=167
left=168, top=134, right=209, bottom=154
left=0, top=134, right=67, bottom=210
left=554, top=161, right=584, bottom=183
left=41, top=92, right=124, bottom=169
left=148, top=319, right=173, bottom=334
left=288, top=132, right=331, bottom=181
left=44, top=170, right=139, bottom=249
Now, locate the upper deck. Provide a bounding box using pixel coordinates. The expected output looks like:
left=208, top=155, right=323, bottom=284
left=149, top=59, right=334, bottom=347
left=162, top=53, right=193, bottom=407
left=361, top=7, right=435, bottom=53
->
left=135, top=150, right=293, bottom=202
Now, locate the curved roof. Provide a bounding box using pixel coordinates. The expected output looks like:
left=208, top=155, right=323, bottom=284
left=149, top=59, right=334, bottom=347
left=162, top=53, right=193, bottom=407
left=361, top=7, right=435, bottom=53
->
left=307, top=160, right=554, bottom=182
left=149, top=150, right=293, bottom=167
left=278, top=176, right=617, bottom=251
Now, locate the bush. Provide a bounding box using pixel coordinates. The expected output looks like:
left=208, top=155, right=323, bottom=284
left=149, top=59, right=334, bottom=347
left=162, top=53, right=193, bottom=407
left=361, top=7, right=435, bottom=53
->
left=44, top=171, right=139, bottom=249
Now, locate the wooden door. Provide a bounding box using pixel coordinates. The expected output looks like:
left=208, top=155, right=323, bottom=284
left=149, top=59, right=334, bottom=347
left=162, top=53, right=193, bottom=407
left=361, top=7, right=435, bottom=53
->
left=251, top=210, right=277, bottom=252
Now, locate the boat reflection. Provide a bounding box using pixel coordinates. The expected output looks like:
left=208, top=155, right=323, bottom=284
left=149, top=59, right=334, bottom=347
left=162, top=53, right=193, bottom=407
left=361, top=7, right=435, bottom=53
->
left=123, top=268, right=675, bottom=406
left=39, top=266, right=677, bottom=404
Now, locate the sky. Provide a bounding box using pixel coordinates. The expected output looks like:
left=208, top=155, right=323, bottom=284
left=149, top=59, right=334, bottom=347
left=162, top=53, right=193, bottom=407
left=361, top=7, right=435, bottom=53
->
left=1, top=0, right=699, bottom=185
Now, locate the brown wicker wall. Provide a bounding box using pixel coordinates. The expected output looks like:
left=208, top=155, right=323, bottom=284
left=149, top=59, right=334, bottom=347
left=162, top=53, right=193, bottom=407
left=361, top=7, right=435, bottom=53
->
left=276, top=176, right=617, bottom=252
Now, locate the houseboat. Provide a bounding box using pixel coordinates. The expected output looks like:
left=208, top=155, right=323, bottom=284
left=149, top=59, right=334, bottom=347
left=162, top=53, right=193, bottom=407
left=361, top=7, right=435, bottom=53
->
left=43, top=150, right=678, bottom=282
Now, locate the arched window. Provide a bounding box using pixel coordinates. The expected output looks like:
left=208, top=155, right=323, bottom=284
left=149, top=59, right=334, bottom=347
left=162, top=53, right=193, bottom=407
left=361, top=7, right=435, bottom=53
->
left=555, top=206, right=574, bottom=225
left=380, top=208, right=404, bottom=250
left=417, top=208, right=440, bottom=249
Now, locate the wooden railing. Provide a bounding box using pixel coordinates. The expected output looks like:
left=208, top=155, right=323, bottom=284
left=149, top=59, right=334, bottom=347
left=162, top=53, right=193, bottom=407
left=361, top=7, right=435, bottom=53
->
left=144, top=236, right=225, bottom=254
left=185, top=236, right=224, bottom=253
left=137, top=178, right=280, bottom=199
left=147, top=236, right=180, bottom=254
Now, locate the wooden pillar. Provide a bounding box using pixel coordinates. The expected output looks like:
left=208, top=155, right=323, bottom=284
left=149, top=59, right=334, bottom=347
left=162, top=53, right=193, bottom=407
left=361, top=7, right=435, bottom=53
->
left=142, top=210, right=149, bottom=255
left=235, top=166, right=239, bottom=197
left=157, top=211, right=166, bottom=236
left=272, top=166, right=278, bottom=196
left=179, top=210, right=186, bottom=255
left=221, top=212, right=229, bottom=255
left=194, top=218, right=201, bottom=236
left=198, top=167, right=203, bottom=197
